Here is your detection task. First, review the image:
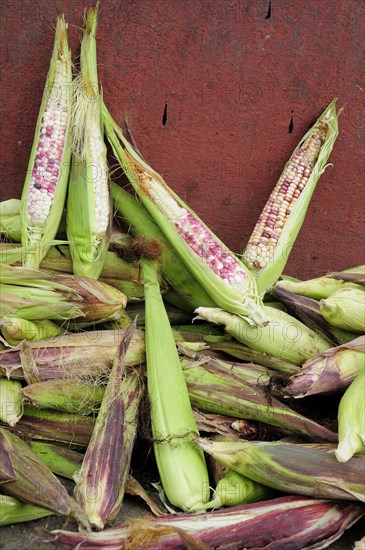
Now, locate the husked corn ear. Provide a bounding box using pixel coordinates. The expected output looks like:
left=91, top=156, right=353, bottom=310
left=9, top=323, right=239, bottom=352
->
left=104, top=107, right=266, bottom=326
left=20, top=16, right=72, bottom=268
left=142, top=258, right=209, bottom=512
left=0, top=199, right=21, bottom=242
left=282, top=336, right=365, bottom=398
left=195, top=306, right=329, bottom=365
left=67, top=6, right=111, bottom=278
left=243, top=100, right=339, bottom=295
left=0, top=495, right=53, bottom=526
left=0, top=379, right=22, bottom=427
left=320, top=288, right=365, bottom=333
left=197, top=438, right=365, bottom=502
left=336, top=367, right=365, bottom=463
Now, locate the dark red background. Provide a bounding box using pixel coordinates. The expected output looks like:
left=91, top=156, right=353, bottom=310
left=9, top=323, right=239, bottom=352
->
left=0, top=0, right=364, bottom=279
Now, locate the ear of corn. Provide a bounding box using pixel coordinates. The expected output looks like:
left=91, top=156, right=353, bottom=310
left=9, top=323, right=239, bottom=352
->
left=142, top=257, right=209, bottom=512
left=336, top=367, right=365, bottom=463
left=112, top=183, right=215, bottom=312
left=9, top=406, right=94, bottom=447
left=282, top=336, right=365, bottom=398
left=28, top=441, right=84, bottom=480
left=320, top=288, right=365, bottom=333
left=275, top=265, right=365, bottom=299
left=0, top=379, right=23, bottom=427
left=197, top=438, right=365, bottom=502
left=49, top=496, right=365, bottom=550
left=0, top=428, right=89, bottom=528
left=182, top=359, right=337, bottom=441
left=204, top=469, right=273, bottom=510
left=20, top=16, right=72, bottom=269
left=66, top=6, right=111, bottom=279
left=194, top=306, right=330, bottom=365
left=0, top=317, right=64, bottom=346
left=105, top=110, right=266, bottom=326
left=0, top=199, right=21, bottom=242
left=243, top=100, right=340, bottom=295
left=0, top=495, right=53, bottom=526
left=0, top=328, right=145, bottom=381
left=272, top=285, right=358, bottom=346
left=74, top=322, right=143, bottom=529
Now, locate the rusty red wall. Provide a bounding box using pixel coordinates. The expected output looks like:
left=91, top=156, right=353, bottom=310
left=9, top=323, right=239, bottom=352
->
left=1, top=0, right=364, bottom=279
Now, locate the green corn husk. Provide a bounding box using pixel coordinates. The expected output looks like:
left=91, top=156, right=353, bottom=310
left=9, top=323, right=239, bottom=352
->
left=74, top=322, right=143, bottom=529
left=195, top=306, right=330, bottom=366
left=275, top=265, right=365, bottom=299
left=0, top=264, right=127, bottom=322
left=0, top=429, right=89, bottom=527
left=0, top=316, right=64, bottom=346
left=49, top=495, right=365, bottom=550
left=7, top=406, right=94, bottom=447
left=67, top=6, right=111, bottom=279
left=142, top=258, right=209, bottom=512
left=0, top=495, right=53, bottom=526
left=204, top=469, right=273, bottom=510
left=320, top=288, right=365, bottom=333
left=112, top=183, right=215, bottom=313
left=197, top=438, right=365, bottom=502
left=0, top=379, right=23, bottom=427
left=0, top=329, right=145, bottom=381
left=28, top=441, right=84, bottom=479
left=336, top=367, right=365, bottom=463
left=0, top=199, right=21, bottom=242
left=282, top=336, right=365, bottom=398
left=20, top=16, right=72, bottom=269
left=272, top=285, right=357, bottom=346
left=106, top=112, right=266, bottom=326
left=243, top=100, right=340, bottom=295
left=182, top=359, right=337, bottom=441
left=127, top=302, right=194, bottom=326
left=22, top=379, right=105, bottom=414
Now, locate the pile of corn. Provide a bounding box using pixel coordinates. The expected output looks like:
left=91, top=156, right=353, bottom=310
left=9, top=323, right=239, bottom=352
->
left=0, top=7, right=364, bottom=550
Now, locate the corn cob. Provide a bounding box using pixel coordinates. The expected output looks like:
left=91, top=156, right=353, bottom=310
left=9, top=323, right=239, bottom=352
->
left=195, top=306, right=330, bottom=365
left=272, top=285, right=358, bottom=345
left=243, top=100, right=339, bottom=294
left=0, top=317, right=63, bottom=346
left=275, top=265, right=365, bottom=299
left=182, top=359, right=337, bottom=441
left=20, top=16, right=72, bottom=269
left=22, top=379, right=104, bottom=414
left=282, top=336, right=365, bottom=397
left=320, top=288, right=365, bottom=333
left=0, top=379, right=22, bottom=427
left=67, top=6, right=111, bottom=278
left=0, top=495, right=53, bottom=526
left=336, top=367, right=365, bottom=462
left=105, top=110, right=266, bottom=326
left=142, top=258, right=209, bottom=512
left=28, top=440, right=83, bottom=480
left=204, top=469, right=273, bottom=510
left=112, top=183, right=215, bottom=312
left=197, top=438, right=365, bottom=502
left=8, top=406, right=94, bottom=447
left=0, top=264, right=127, bottom=322
left=0, top=428, right=89, bottom=527
left=49, top=496, right=365, bottom=550
left=74, top=322, right=143, bottom=529
left=0, top=199, right=21, bottom=242
left=0, top=329, right=145, bottom=381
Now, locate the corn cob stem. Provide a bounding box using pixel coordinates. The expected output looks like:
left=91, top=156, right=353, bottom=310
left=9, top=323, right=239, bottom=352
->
left=20, top=16, right=72, bottom=268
